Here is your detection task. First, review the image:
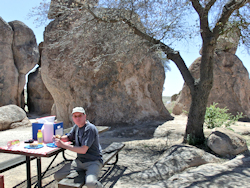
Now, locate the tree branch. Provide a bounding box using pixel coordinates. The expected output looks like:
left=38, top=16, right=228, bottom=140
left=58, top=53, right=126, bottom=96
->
left=213, top=0, right=248, bottom=38
left=190, top=0, right=212, bottom=38
left=85, top=6, right=195, bottom=93
left=190, top=0, right=203, bottom=17
left=204, top=0, right=217, bottom=14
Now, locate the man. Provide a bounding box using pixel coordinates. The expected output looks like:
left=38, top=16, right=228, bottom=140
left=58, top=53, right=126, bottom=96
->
left=54, top=107, right=103, bottom=188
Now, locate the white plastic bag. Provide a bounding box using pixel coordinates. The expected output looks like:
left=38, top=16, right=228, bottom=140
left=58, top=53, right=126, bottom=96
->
left=36, top=116, right=56, bottom=123
left=43, top=122, right=54, bottom=143
left=37, top=116, right=56, bottom=143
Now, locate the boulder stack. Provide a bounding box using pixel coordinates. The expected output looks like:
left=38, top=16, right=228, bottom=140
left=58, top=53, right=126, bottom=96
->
left=42, top=2, right=173, bottom=127
left=0, top=17, right=39, bottom=108
left=173, top=28, right=250, bottom=118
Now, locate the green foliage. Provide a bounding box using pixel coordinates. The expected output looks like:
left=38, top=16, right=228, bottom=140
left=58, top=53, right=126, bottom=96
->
left=182, top=109, right=189, bottom=115
left=168, top=108, right=173, bottom=114
left=204, top=103, right=244, bottom=129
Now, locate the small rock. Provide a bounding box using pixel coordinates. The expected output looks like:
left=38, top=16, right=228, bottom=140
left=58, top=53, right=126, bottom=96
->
left=207, top=128, right=248, bottom=157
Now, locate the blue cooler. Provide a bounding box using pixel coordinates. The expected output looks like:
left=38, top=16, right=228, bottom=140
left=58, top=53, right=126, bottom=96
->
left=32, top=121, right=63, bottom=140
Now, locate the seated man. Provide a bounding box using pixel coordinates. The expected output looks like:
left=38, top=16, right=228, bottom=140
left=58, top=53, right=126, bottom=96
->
left=54, top=107, right=103, bottom=188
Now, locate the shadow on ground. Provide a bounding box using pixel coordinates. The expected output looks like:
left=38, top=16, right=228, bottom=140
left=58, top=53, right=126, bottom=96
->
left=13, top=160, right=127, bottom=188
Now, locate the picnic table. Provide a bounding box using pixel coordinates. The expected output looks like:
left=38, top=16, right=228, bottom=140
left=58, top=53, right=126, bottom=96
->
left=0, top=125, right=110, bottom=188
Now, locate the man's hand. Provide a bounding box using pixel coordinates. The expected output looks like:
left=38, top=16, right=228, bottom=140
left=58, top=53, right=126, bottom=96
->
left=53, top=135, right=88, bottom=154
left=53, top=135, right=69, bottom=143
left=54, top=138, right=65, bottom=148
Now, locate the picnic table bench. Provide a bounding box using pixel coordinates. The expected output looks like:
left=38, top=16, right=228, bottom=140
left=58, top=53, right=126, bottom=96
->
left=0, top=155, right=36, bottom=173
left=58, top=142, right=125, bottom=188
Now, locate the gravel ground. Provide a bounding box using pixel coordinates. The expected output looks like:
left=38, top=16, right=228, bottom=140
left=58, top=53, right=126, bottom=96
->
left=1, top=114, right=250, bottom=188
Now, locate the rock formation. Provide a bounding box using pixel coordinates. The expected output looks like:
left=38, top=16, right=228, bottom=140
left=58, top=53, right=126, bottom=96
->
left=0, top=17, right=39, bottom=108
left=42, top=1, right=173, bottom=128
left=173, top=28, right=250, bottom=118
left=27, top=67, right=54, bottom=115
left=159, top=154, right=250, bottom=188
left=0, top=104, right=31, bottom=131
left=137, top=144, right=221, bottom=184
left=207, top=128, right=248, bottom=157
left=26, top=42, right=54, bottom=115
left=0, top=17, right=18, bottom=107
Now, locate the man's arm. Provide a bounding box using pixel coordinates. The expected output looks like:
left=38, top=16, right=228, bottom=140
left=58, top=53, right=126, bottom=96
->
left=59, top=135, right=69, bottom=142
left=52, top=135, right=69, bottom=142
left=55, top=139, right=89, bottom=154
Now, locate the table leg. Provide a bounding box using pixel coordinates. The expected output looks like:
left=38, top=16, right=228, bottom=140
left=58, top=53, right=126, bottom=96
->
left=37, top=157, right=42, bottom=188
left=35, top=153, right=61, bottom=187
left=26, top=156, right=31, bottom=188
left=62, top=150, right=72, bottom=161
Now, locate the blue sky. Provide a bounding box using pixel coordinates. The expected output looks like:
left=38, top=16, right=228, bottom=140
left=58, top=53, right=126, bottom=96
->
left=0, top=1, right=44, bottom=44
left=1, top=0, right=249, bottom=96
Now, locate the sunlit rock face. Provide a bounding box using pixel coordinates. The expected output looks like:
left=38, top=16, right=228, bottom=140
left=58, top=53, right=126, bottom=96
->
left=0, top=18, right=39, bottom=108
left=48, top=0, right=99, bottom=19
left=0, top=17, right=18, bottom=106
left=173, top=28, right=250, bottom=118
left=42, top=5, right=173, bottom=128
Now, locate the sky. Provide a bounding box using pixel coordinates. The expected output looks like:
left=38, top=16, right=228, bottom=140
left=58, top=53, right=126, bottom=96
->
left=1, top=0, right=249, bottom=97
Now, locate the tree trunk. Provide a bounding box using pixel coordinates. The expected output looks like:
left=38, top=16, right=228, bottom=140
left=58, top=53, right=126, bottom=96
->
left=183, top=36, right=215, bottom=145
left=184, top=83, right=210, bottom=144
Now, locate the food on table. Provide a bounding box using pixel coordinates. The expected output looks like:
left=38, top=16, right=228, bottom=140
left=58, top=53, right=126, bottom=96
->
left=55, top=135, right=61, bottom=139
left=7, top=140, right=20, bottom=148
left=29, top=143, right=38, bottom=148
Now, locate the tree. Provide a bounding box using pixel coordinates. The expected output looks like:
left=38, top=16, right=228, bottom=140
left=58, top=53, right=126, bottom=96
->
left=27, top=0, right=51, bottom=27
left=30, top=0, right=250, bottom=145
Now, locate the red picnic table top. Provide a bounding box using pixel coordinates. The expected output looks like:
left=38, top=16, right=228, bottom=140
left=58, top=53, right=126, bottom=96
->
left=0, top=141, right=71, bottom=157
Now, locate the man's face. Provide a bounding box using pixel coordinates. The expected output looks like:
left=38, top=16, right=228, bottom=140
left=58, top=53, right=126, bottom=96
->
left=72, top=112, right=86, bottom=127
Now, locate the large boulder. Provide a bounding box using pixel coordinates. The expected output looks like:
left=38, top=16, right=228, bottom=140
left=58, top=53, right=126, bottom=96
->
left=137, top=144, right=221, bottom=184
left=160, top=154, right=250, bottom=188
left=173, top=28, right=250, bottom=118
left=215, top=26, right=240, bottom=54
left=8, top=21, right=39, bottom=76
left=0, top=17, right=19, bottom=106
left=42, top=6, right=173, bottom=128
left=0, top=104, right=31, bottom=131
left=207, top=128, right=248, bottom=157
left=8, top=20, right=39, bottom=108
left=173, top=52, right=250, bottom=117
left=0, top=18, right=39, bottom=108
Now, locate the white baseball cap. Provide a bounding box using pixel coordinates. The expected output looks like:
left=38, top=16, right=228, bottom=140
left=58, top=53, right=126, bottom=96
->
left=72, top=107, right=86, bottom=114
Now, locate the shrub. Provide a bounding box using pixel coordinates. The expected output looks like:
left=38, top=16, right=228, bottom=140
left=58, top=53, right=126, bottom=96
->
left=204, top=103, right=243, bottom=129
